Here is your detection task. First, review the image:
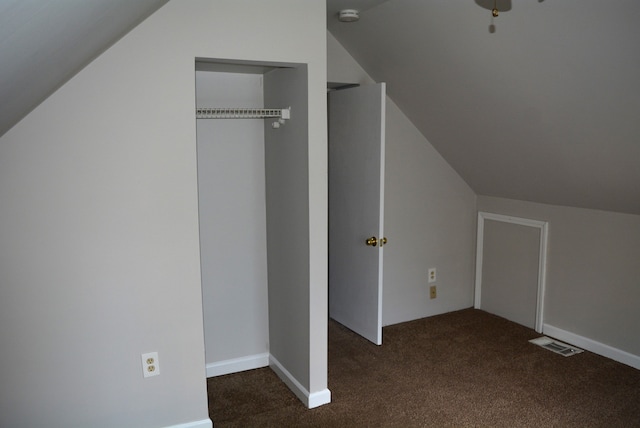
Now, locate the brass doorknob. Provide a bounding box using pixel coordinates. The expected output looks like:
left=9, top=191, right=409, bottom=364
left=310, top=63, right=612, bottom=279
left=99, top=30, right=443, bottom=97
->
left=365, top=236, right=378, bottom=247
left=366, top=236, right=388, bottom=247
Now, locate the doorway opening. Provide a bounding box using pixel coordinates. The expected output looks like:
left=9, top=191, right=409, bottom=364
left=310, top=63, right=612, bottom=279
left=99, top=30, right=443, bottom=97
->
left=328, top=82, right=386, bottom=345
left=195, top=58, right=326, bottom=408
left=474, top=212, right=548, bottom=332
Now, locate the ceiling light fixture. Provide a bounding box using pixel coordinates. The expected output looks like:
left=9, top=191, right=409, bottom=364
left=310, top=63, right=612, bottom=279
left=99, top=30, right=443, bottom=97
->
left=475, top=0, right=512, bottom=32
left=475, top=0, right=512, bottom=17
left=339, top=9, right=360, bottom=22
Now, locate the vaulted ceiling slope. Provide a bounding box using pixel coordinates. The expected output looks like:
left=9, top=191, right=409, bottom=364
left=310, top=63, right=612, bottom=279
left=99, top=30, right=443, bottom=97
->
left=2, top=1, right=638, bottom=215
left=328, top=0, right=640, bottom=215
left=0, top=0, right=169, bottom=139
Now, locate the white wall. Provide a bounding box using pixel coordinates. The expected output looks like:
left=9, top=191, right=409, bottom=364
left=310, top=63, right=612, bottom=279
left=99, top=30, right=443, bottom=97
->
left=478, top=196, right=640, bottom=361
left=480, top=219, right=541, bottom=329
left=327, top=32, right=477, bottom=327
left=0, top=2, right=328, bottom=427
left=196, top=71, right=269, bottom=371
left=263, top=65, right=319, bottom=404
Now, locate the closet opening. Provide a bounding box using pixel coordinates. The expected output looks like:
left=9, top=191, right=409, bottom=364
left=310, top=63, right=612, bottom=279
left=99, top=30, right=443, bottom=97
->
left=195, top=58, right=313, bottom=408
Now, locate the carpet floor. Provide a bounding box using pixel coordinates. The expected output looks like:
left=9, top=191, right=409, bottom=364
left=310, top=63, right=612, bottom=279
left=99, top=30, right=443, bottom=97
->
left=208, top=308, right=640, bottom=427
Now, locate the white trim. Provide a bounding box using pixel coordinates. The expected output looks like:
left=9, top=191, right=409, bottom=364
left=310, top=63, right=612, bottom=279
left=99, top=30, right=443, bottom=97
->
left=475, top=212, right=549, bottom=333
left=206, top=353, right=269, bottom=378
left=269, top=354, right=331, bottom=409
left=543, top=324, right=640, bottom=370
left=164, top=419, right=212, bottom=428
left=308, top=388, right=332, bottom=409
left=376, top=82, right=386, bottom=346
left=474, top=214, right=485, bottom=310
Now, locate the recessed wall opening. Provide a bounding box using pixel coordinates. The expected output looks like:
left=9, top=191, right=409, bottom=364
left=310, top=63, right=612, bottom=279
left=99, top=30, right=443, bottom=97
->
left=195, top=58, right=314, bottom=407
left=475, top=212, right=549, bottom=333
left=196, top=62, right=270, bottom=377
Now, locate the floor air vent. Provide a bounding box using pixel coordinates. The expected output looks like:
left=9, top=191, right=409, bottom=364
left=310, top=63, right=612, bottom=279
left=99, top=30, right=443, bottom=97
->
left=529, top=336, right=584, bottom=357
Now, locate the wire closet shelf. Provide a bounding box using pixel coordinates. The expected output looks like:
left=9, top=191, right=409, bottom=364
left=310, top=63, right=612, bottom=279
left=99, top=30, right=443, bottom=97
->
left=196, top=107, right=290, bottom=120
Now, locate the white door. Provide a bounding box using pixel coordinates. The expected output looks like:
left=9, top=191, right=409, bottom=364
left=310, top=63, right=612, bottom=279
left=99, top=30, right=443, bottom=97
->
left=328, top=83, right=386, bottom=345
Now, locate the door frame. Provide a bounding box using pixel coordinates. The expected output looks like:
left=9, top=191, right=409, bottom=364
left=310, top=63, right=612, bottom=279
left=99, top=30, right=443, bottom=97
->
left=474, top=212, right=548, bottom=333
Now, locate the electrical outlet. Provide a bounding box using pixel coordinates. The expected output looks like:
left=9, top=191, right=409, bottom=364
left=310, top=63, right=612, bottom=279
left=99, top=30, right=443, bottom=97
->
left=430, top=285, right=437, bottom=299
left=141, top=352, right=160, bottom=378
left=428, top=268, right=436, bottom=283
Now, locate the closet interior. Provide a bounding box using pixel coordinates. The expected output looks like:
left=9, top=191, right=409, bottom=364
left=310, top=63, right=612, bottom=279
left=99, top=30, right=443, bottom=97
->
left=195, top=59, right=311, bottom=389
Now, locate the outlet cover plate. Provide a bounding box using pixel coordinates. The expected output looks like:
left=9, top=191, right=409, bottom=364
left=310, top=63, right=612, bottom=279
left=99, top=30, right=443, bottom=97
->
left=141, top=352, right=160, bottom=378
left=428, top=268, right=436, bottom=283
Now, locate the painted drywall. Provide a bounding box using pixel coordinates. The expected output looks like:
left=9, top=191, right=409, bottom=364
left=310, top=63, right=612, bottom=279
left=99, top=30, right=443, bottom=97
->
left=481, top=220, right=540, bottom=329
left=196, top=71, right=269, bottom=367
left=327, top=32, right=477, bottom=327
left=263, top=65, right=315, bottom=398
left=328, top=2, right=640, bottom=217
left=478, top=196, right=640, bottom=357
left=0, top=1, right=328, bottom=427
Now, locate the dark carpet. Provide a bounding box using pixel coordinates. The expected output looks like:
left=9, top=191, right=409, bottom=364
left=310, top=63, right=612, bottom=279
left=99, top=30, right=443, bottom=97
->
left=207, top=308, right=640, bottom=427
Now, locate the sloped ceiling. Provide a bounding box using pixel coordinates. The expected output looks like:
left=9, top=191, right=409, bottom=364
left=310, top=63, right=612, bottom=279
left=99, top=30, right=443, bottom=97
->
left=328, top=0, right=640, bottom=215
left=0, top=0, right=168, bottom=138
left=2, top=1, right=638, bottom=215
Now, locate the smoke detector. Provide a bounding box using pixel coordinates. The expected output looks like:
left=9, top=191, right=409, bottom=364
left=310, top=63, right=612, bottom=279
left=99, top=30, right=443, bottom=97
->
left=339, top=9, right=360, bottom=22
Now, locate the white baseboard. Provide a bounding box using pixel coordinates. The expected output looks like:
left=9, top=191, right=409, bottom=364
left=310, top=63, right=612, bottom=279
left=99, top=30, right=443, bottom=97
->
left=164, top=419, right=212, bottom=428
left=308, top=388, right=332, bottom=409
left=206, top=353, right=269, bottom=378
left=269, top=355, right=331, bottom=409
left=543, top=324, right=640, bottom=370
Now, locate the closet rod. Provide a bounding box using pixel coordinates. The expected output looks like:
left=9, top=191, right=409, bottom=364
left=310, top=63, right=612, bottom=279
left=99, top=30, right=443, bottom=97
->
left=196, top=107, right=291, bottom=120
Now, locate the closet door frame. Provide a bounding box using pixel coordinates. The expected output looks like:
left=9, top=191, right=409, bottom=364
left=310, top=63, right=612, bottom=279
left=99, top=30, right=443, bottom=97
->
left=474, top=211, right=548, bottom=333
